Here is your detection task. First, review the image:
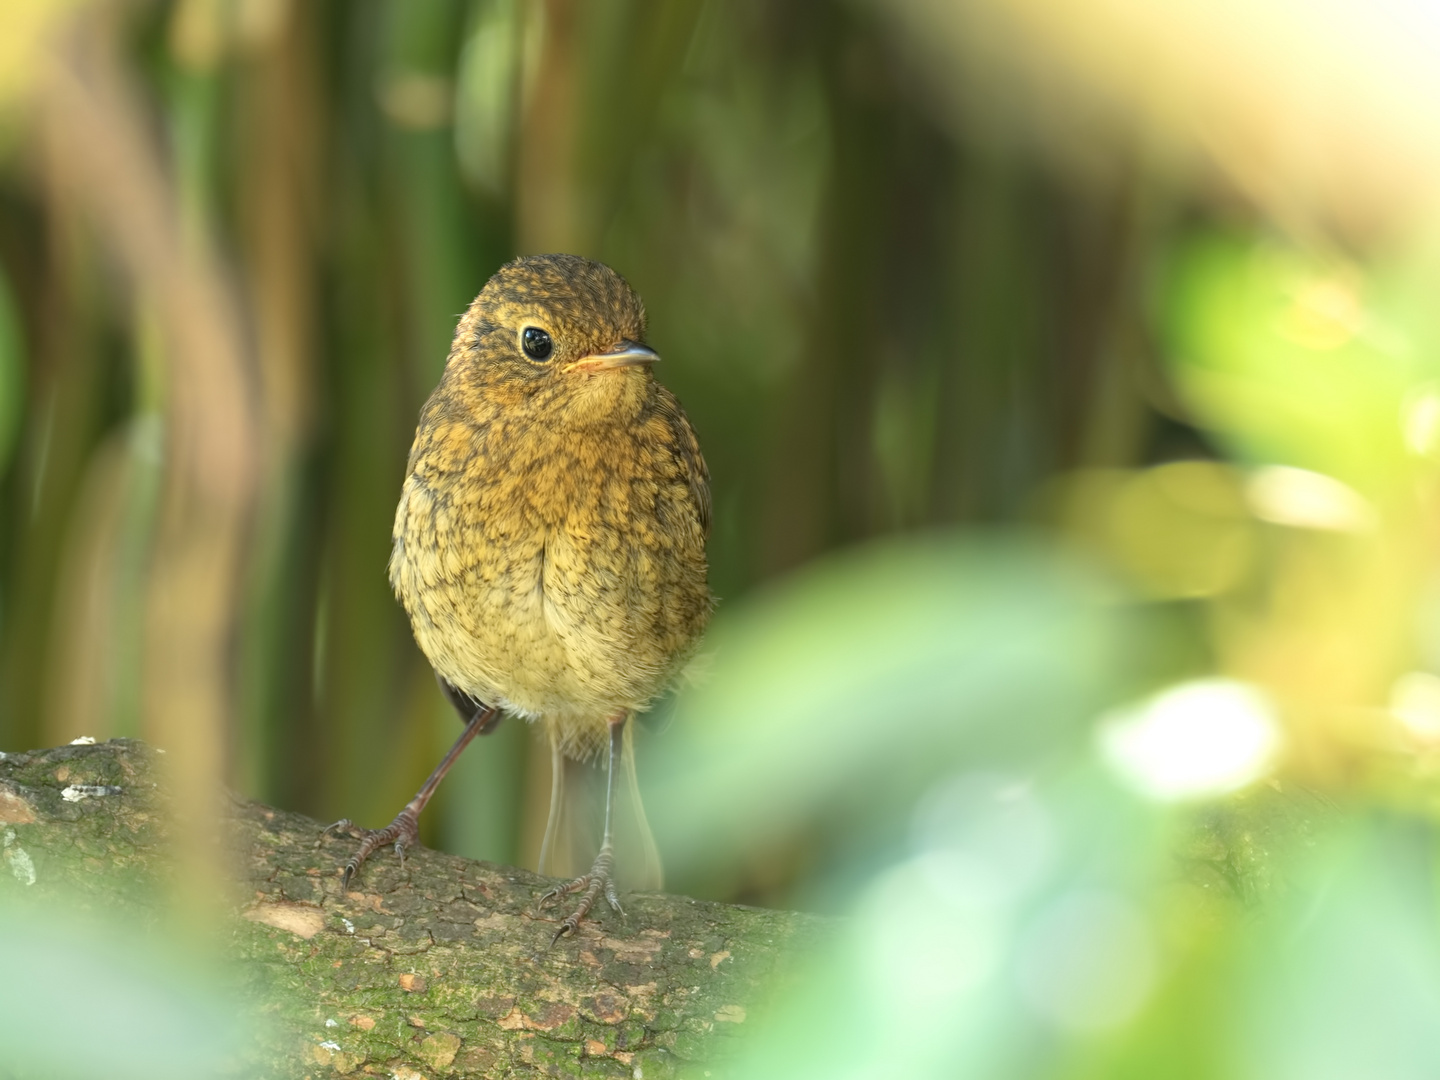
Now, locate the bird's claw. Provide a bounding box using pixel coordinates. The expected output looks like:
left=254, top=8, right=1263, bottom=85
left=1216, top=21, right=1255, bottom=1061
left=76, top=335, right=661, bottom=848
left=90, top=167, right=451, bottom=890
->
left=322, top=810, right=420, bottom=890
left=541, top=844, right=622, bottom=943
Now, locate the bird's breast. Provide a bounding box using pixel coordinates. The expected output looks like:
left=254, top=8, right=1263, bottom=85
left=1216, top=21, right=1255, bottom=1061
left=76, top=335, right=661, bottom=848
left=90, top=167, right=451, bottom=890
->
left=389, top=415, right=709, bottom=737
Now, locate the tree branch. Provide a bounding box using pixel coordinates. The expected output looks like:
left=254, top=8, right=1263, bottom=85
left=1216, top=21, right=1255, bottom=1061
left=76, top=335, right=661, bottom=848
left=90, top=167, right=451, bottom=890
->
left=0, top=739, right=831, bottom=1078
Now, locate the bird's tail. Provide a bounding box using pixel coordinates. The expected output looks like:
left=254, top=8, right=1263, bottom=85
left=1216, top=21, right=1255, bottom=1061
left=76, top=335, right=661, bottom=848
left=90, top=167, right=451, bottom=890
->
left=537, top=718, right=663, bottom=891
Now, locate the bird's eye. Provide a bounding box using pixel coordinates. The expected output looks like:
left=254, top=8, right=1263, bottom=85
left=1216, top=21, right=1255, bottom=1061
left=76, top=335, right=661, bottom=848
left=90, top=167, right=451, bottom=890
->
left=521, top=327, right=553, bottom=362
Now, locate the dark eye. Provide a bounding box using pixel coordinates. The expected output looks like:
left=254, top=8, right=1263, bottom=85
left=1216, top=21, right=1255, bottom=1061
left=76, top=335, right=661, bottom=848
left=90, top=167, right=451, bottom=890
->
left=521, top=327, right=553, bottom=362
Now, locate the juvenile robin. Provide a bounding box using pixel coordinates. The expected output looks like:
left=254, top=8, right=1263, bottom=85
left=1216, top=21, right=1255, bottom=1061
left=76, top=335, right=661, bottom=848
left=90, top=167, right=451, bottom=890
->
left=328, top=253, right=712, bottom=939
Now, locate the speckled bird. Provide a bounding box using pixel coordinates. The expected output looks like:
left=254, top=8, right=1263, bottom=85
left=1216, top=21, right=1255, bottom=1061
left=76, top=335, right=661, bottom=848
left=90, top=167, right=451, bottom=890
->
left=327, top=254, right=711, bottom=939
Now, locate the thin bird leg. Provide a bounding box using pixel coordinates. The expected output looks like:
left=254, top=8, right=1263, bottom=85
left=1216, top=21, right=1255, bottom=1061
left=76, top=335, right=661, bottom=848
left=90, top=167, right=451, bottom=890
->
left=325, top=703, right=500, bottom=889
left=541, top=712, right=627, bottom=942
left=537, top=733, right=566, bottom=877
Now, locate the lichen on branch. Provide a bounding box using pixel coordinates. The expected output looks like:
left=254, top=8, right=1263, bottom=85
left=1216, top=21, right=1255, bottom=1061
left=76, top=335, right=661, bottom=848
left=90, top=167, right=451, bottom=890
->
left=0, top=739, right=831, bottom=1079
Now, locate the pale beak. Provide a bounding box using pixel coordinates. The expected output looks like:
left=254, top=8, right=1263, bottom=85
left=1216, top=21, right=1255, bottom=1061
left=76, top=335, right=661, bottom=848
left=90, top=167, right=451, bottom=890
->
left=563, top=340, right=660, bottom=374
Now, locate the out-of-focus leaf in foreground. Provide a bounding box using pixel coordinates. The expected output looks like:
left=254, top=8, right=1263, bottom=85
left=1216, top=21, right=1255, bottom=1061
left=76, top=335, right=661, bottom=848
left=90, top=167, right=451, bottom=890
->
left=648, top=527, right=1440, bottom=1079
left=0, top=903, right=253, bottom=1080
left=649, top=532, right=1126, bottom=895
left=718, top=760, right=1168, bottom=1080
left=1162, top=236, right=1440, bottom=494
left=1230, top=818, right=1440, bottom=1080
left=737, top=797, right=1440, bottom=1079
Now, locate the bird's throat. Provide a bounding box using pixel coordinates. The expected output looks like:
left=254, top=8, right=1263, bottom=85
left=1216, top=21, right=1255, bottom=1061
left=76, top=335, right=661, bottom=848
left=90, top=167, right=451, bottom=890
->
left=559, top=368, right=650, bottom=429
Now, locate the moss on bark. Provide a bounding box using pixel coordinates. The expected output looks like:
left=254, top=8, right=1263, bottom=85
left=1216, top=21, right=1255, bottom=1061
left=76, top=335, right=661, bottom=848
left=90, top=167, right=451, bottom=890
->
left=0, top=739, right=831, bottom=1079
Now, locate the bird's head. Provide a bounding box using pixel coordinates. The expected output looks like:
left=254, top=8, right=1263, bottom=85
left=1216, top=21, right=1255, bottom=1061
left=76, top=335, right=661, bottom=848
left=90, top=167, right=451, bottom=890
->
left=448, top=253, right=657, bottom=426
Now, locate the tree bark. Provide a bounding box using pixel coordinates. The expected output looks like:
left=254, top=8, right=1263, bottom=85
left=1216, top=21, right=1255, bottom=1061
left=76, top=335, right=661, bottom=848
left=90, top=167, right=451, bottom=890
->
left=0, top=739, right=831, bottom=1079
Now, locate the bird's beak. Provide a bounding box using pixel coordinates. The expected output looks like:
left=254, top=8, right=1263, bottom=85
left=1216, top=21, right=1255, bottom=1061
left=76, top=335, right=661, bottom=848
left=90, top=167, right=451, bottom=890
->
left=563, top=340, right=660, bottom=374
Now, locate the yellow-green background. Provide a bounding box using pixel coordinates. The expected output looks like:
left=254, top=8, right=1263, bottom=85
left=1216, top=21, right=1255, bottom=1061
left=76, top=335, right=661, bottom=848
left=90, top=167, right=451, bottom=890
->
left=0, top=0, right=1169, bottom=889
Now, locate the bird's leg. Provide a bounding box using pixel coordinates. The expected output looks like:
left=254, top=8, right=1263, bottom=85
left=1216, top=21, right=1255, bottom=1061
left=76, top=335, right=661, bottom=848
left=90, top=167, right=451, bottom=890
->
left=541, top=712, right=627, bottom=942
left=325, top=703, right=500, bottom=889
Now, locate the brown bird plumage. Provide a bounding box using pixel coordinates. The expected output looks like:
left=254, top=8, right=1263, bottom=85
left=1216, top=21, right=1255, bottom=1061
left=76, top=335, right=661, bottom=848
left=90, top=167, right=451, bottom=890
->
left=328, top=254, right=711, bottom=938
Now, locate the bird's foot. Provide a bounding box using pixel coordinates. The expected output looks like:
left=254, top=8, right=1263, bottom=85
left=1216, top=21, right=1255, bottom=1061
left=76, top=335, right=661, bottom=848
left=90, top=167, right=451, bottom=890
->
left=539, top=843, right=622, bottom=943
left=323, top=810, right=420, bottom=890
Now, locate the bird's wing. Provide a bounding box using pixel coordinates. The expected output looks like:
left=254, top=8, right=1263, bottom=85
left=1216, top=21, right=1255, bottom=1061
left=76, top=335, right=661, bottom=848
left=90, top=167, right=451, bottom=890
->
left=435, top=673, right=492, bottom=725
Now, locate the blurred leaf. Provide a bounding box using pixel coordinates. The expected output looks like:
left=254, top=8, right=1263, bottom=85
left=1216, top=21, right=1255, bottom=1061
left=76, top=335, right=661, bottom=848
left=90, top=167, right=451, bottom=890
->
left=0, top=263, right=22, bottom=477
left=454, top=0, right=520, bottom=198
left=719, top=761, right=1167, bottom=1080
left=713, top=756, right=1440, bottom=1079
left=649, top=532, right=1125, bottom=888
left=0, top=902, right=253, bottom=1080
left=1230, top=817, right=1440, bottom=1080
left=1057, top=463, right=1254, bottom=601
left=1162, top=236, right=1440, bottom=492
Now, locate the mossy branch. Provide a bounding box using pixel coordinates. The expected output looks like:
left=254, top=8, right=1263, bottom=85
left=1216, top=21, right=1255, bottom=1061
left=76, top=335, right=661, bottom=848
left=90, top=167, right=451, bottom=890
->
left=0, top=739, right=830, bottom=1079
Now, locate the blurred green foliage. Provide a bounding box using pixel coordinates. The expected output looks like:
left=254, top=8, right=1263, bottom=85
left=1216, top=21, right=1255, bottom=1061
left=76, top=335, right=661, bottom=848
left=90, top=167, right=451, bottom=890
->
left=648, top=535, right=1125, bottom=900
left=0, top=0, right=1154, bottom=878
left=0, top=903, right=253, bottom=1080
left=6, top=1, right=1440, bottom=1076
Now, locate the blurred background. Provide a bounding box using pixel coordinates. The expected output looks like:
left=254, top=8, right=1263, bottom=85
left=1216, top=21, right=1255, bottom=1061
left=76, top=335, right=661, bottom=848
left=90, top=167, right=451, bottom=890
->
left=7, top=0, right=1440, bottom=1075
left=0, top=0, right=1180, bottom=880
